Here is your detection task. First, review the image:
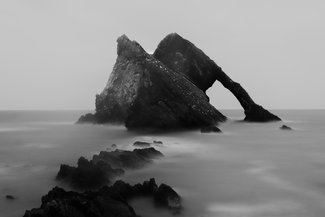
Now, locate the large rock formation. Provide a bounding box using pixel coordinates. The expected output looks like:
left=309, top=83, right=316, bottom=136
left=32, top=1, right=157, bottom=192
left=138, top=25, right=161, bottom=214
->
left=91, top=35, right=226, bottom=129
left=78, top=33, right=280, bottom=127
left=23, top=178, right=181, bottom=217
left=153, top=33, right=280, bottom=122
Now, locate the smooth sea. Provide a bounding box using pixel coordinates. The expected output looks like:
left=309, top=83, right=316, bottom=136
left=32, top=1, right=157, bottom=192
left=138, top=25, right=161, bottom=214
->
left=0, top=110, right=325, bottom=217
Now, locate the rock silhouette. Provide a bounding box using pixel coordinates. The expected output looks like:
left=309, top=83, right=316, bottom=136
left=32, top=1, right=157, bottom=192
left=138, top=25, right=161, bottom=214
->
left=57, top=148, right=163, bottom=189
left=56, top=157, right=124, bottom=189
left=154, top=33, right=281, bottom=122
left=200, top=125, right=222, bottom=133
left=78, top=33, right=280, bottom=127
left=280, top=125, right=292, bottom=130
left=93, top=35, right=226, bottom=129
left=23, top=178, right=181, bottom=217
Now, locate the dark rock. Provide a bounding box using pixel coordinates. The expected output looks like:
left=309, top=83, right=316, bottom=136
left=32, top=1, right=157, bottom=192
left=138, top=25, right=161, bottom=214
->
left=24, top=179, right=181, bottom=217
left=5, top=195, right=16, bottom=200
left=153, top=140, right=163, bottom=144
left=154, top=33, right=281, bottom=122
left=244, top=104, right=280, bottom=122
left=80, top=34, right=226, bottom=129
left=92, top=147, right=163, bottom=169
left=76, top=113, right=97, bottom=124
left=23, top=186, right=137, bottom=217
left=280, top=125, right=292, bottom=130
left=154, top=183, right=181, bottom=211
left=57, top=148, right=163, bottom=189
left=200, top=125, right=222, bottom=133
left=56, top=156, right=124, bottom=189
left=133, top=141, right=151, bottom=147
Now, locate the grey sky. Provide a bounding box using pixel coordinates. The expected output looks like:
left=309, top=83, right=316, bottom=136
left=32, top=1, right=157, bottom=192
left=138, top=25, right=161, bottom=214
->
left=0, top=0, right=324, bottom=110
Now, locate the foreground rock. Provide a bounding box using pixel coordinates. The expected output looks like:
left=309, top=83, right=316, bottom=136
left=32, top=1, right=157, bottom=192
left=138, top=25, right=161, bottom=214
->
left=23, top=178, right=181, bottom=217
left=57, top=148, right=163, bottom=189
left=154, top=33, right=281, bottom=122
left=80, top=34, right=226, bottom=129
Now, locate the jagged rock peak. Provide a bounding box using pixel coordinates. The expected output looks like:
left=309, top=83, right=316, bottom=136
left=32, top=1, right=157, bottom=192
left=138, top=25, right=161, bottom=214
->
left=154, top=32, right=220, bottom=92
left=117, top=34, right=147, bottom=58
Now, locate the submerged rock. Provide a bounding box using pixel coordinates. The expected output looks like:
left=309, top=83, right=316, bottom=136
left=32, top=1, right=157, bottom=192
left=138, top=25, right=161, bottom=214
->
left=57, top=148, right=163, bottom=189
left=200, top=125, right=222, bottom=133
left=5, top=195, right=16, bottom=200
left=133, top=141, right=151, bottom=147
left=154, top=33, right=281, bottom=122
left=56, top=157, right=124, bottom=189
left=280, top=125, right=292, bottom=130
left=92, top=147, right=163, bottom=169
left=76, top=113, right=97, bottom=124
left=81, top=34, right=226, bottom=129
left=23, top=179, right=181, bottom=217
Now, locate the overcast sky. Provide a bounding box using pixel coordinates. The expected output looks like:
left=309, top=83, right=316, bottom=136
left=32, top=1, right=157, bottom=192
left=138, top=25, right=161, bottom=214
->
left=0, top=0, right=324, bottom=110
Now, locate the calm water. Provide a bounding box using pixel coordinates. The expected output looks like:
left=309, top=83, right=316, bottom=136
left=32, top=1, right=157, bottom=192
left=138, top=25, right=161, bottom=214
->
left=0, top=110, right=325, bottom=217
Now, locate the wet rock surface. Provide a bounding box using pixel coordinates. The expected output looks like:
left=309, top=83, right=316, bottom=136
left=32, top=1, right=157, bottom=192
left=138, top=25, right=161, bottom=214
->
left=23, top=178, right=181, bottom=217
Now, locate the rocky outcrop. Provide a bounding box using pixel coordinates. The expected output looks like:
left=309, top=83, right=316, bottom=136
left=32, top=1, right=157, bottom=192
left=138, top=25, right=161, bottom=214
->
left=56, top=157, right=124, bottom=189
left=280, top=125, right=292, bottom=130
left=23, top=178, right=181, bottom=217
left=200, top=125, right=222, bottom=133
left=57, top=148, right=163, bottom=189
left=92, top=148, right=163, bottom=169
left=84, top=35, right=226, bottom=129
left=77, top=113, right=97, bottom=124
left=154, top=33, right=281, bottom=122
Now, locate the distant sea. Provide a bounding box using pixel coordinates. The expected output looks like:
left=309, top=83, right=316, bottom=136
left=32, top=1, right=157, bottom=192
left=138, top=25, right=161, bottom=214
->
left=1, top=110, right=325, bottom=217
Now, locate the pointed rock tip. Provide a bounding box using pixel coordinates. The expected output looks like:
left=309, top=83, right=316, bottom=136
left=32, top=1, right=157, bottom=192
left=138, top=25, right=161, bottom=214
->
left=117, top=34, right=146, bottom=57
left=154, top=33, right=191, bottom=54
left=163, top=32, right=184, bottom=41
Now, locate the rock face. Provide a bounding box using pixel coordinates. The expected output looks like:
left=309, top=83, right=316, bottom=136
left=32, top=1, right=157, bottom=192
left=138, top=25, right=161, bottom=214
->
left=154, top=33, right=281, bottom=122
left=57, top=148, right=163, bottom=189
left=23, top=178, right=181, bottom=217
left=91, top=35, right=226, bottom=128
